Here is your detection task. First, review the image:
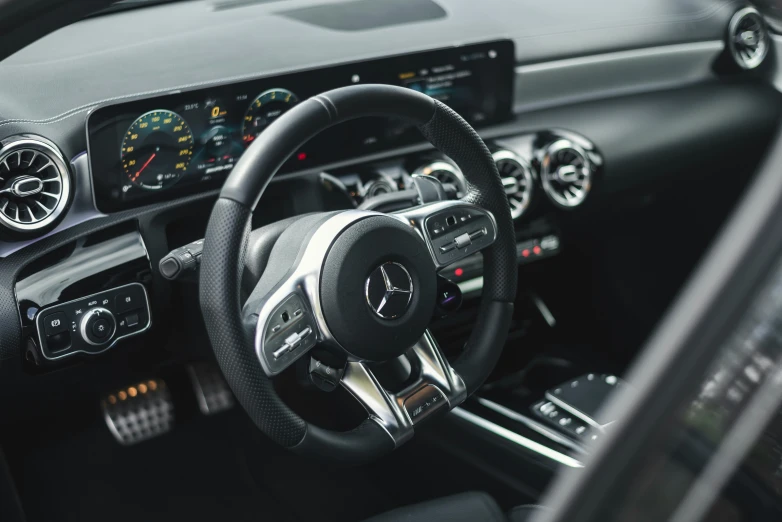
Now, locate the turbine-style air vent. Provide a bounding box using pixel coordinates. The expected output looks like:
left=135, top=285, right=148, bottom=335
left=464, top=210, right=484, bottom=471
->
left=540, top=139, right=592, bottom=209
left=728, top=7, right=769, bottom=70
left=412, top=160, right=467, bottom=198
left=0, top=137, right=70, bottom=234
left=493, top=150, right=534, bottom=220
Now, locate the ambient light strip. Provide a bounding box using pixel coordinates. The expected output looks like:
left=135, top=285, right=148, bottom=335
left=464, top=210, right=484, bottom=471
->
left=451, top=407, right=584, bottom=468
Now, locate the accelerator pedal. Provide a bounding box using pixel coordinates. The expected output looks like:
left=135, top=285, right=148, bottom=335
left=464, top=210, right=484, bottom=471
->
left=188, top=362, right=235, bottom=415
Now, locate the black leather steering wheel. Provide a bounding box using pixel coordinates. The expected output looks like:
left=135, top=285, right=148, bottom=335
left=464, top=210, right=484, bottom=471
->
left=199, top=84, right=517, bottom=464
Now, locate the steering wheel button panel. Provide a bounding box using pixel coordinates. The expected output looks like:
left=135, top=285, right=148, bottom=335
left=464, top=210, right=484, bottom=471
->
left=262, top=294, right=317, bottom=371
left=415, top=205, right=497, bottom=268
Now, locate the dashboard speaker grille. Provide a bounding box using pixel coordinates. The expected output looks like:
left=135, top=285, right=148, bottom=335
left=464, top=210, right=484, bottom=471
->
left=0, top=137, right=70, bottom=234
left=493, top=150, right=534, bottom=220
left=728, top=7, right=769, bottom=70
left=540, top=139, right=592, bottom=209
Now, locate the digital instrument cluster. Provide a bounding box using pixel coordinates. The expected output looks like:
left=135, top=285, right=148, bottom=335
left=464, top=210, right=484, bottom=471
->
left=87, top=40, right=515, bottom=212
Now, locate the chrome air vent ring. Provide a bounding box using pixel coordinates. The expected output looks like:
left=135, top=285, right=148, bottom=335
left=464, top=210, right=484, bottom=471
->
left=0, top=136, right=71, bottom=234
left=540, top=139, right=592, bottom=209
left=412, top=160, right=467, bottom=198
left=728, top=7, right=769, bottom=70
left=493, top=149, right=534, bottom=220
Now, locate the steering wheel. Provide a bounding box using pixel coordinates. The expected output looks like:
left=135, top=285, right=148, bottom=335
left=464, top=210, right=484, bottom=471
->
left=199, top=84, right=517, bottom=464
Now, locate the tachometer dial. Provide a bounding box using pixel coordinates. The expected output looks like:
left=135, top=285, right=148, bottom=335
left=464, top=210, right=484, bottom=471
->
left=241, top=89, right=299, bottom=146
left=121, top=110, right=194, bottom=190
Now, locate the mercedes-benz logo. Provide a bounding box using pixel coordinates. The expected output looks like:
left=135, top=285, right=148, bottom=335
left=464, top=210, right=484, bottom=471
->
left=365, top=262, right=414, bottom=319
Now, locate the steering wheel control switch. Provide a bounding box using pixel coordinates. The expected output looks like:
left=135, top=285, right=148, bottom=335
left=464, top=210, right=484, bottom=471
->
left=262, top=294, right=317, bottom=373
left=308, top=357, right=345, bottom=392
left=159, top=239, right=204, bottom=280
left=101, top=379, right=173, bottom=445
left=424, top=205, right=497, bottom=267
left=434, top=276, right=462, bottom=317
left=34, top=282, right=151, bottom=361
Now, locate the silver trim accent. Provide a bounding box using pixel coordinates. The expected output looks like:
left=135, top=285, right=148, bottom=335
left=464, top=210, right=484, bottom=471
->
left=34, top=282, right=152, bottom=361
left=9, top=175, right=44, bottom=197
left=728, top=7, right=769, bottom=70
left=364, top=262, right=413, bottom=319
left=396, top=200, right=499, bottom=270
left=493, top=149, right=534, bottom=220
left=411, top=160, right=467, bottom=197
left=341, top=331, right=467, bottom=446
left=514, top=41, right=723, bottom=113
left=253, top=202, right=497, bottom=376
left=78, top=307, right=116, bottom=347
left=457, top=276, right=484, bottom=298
left=531, top=293, right=557, bottom=328
left=0, top=154, right=105, bottom=258
left=545, top=392, right=607, bottom=432
left=0, top=136, right=71, bottom=233
left=450, top=407, right=583, bottom=468
left=252, top=210, right=378, bottom=376
left=540, top=139, right=593, bottom=209
left=476, top=397, right=587, bottom=455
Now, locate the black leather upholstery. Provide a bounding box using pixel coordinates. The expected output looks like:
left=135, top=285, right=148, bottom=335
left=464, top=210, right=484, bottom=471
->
left=362, top=492, right=545, bottom=522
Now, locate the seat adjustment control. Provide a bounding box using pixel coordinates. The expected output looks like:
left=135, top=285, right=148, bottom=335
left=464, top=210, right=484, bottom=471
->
left=308, top=357, right=345, bottom=392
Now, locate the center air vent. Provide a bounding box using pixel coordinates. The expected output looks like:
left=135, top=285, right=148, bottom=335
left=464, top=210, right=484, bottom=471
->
left=0, top=136, right=70, bottom=234
left=728, top=7, right=769, bottom=70
left=540, top=139, right=592, bottom=209
left=493, top=150, right=534, bottom=220
left=412, top=160, right=467, bottom=198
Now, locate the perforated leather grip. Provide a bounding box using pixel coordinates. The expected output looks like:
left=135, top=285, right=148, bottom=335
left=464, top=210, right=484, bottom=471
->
left=200, top=84, right=516, bottom=461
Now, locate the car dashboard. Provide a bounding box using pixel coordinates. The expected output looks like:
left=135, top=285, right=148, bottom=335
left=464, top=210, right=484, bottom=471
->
left=0, top=0, right=780, bottom=470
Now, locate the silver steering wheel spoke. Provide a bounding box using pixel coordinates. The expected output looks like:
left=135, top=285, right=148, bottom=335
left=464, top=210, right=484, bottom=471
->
left=395, top=200, right=498, bottom=269
left=340, top=330, right=467, bottom=446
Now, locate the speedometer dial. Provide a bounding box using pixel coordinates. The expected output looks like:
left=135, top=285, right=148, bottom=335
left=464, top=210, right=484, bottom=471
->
left=241, top=89, right=299, bottom=146
left=121, top=110, right=194, bottom=190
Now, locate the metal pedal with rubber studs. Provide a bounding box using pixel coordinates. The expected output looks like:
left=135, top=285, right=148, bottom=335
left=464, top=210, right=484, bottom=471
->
left=101, top=379, right=174, bottom=445
left=188, top=363, right=234, bottom=415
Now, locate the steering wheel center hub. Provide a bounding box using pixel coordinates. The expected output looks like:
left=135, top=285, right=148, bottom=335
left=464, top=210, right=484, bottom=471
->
left=319, top=215, right=436, bottom=362
left=365, top=262, right=414, bottom=319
